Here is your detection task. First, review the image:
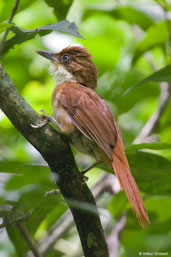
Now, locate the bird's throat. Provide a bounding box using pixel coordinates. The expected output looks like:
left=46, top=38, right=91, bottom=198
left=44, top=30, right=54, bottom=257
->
left=49, top=63, right=73, bottom=85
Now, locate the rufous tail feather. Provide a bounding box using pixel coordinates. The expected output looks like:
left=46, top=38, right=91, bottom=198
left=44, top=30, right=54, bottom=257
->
left=112, top=128, right=150, bottom=228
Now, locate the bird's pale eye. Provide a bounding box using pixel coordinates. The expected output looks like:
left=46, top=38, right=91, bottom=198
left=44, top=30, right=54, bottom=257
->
left=61, top=55, right=70, bottom=62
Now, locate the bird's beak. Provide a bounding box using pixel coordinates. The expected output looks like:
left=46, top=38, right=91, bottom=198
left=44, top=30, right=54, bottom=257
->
left=36, top=50, right=56, bottom=62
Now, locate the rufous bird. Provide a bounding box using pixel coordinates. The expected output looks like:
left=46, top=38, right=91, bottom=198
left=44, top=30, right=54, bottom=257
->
left=34, top=46, right=149, bottom=227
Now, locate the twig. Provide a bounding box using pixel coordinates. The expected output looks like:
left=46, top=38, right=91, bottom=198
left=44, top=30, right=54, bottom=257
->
left=144, top=52, right=158, bottom=71
left=0, top=0, right=20, bottom=51
left=107, top=213, right=126, bottom=257
left=0, top=209, right=33, bottom=229
left=38, top=210, right=73, bottom=256
left=17, top=222, right=42, bottom=257
left=134, top=82, right=171, bottom=144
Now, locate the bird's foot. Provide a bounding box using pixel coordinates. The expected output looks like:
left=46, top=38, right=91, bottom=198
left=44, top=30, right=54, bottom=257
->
left=31, top=109, right=50, bottom=128
left=81, top=161, right=102, bottom=184
left=81, top=174, right=89, bottom=183
left=31, top=109, right=60, bottom=129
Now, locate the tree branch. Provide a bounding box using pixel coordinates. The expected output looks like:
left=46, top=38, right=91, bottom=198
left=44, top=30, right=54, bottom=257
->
left=0, top=0, right=20, bottom=51
left=133, top=82, right=171, bottom=144
left=0, top=64, right=109, bottom=257
left=107, top=213, right=126, bottom=257
left=17, top=222, right=42, bottom=257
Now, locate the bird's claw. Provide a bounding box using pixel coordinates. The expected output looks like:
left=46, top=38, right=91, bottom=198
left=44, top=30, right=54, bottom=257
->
left=38, top=109, right=49, bottom=118
left=80, top=161, right=102, bottom=184
left=81, top=173, right=89, bottom=184
left=31, top=109, right=50, bottom=129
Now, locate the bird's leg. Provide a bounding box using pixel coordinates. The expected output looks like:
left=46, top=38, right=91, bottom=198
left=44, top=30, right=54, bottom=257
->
left=31, top=109, right=61, bottom=129
left=81, top=161, right=102, bottom=175
left=81, top=161, right=102, bottom=183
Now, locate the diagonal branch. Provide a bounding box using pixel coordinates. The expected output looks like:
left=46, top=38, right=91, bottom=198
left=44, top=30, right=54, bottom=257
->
left=0, top=64, right=109, bottom=257
left=107, top=213, right=126, bottom=257
left=134, top=82, right=171, bottom=144
left=17, top=222, right=42, bottom=257
left=0, top=0, right=20, bottom=51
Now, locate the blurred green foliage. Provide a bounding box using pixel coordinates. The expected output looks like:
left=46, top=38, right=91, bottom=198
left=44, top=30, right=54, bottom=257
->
left=0, top=0, right=171, bottom=256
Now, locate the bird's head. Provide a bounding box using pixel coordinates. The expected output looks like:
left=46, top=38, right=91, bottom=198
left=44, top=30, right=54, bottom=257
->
left=37, top=46, right=98, bottom=89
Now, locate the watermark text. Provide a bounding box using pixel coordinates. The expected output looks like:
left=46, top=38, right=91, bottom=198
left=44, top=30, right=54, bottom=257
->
left=138, top=252, right=168, bottom=256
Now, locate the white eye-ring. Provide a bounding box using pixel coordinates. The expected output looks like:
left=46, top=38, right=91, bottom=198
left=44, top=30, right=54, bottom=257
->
left=62, top=55, right=70, bottom=62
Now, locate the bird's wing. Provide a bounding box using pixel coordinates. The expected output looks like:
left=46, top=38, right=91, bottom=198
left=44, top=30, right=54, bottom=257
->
left=60, top=82, right=117, bottom=159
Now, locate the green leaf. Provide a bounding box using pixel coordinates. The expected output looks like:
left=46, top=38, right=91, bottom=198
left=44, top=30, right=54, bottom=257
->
left=7, top=226, right=29, bottom=256
left=128, top=152, right=171, bottom=195
left=0, top=20, right=84, bottom=58
left=145, top=196, right=171, bottom=223
left=132, top=21, right=168, bottom=64
left=38, top=21, right=83, bottom=38
left=0, top=196, right=4, bottom=204
left=140, top=65, right=171, bottom=83
left=45, top=0, right=74, bottom=20
left=123, top=65, right=171, bottom=96
left=108, top=191, right=128, bottom=219
left=0, top=160, right=24, bottom=173
left=0, top=22, right=15, bottom=33
left=122, top=219, right=171, bottom=256
left=18, top=191, right=63, bottom=231
left=4, top=166, right=53, bottom=190
left=112, top=5, right=155, bottom=30
left=126, top=142, right=171, bottom=154
left=0, top=160, right=49, bottom=174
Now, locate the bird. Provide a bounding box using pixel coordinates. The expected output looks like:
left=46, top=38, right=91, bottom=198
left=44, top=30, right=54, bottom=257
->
left=34, top=46, right=150, bottom=228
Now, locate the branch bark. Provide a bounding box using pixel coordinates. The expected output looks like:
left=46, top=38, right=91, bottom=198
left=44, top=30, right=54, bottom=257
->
left=0, top=64, right=109, bottom=257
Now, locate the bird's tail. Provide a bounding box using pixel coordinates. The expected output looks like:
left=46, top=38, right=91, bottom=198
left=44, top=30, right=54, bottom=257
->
left=112, top=126, right=149, bottom=228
